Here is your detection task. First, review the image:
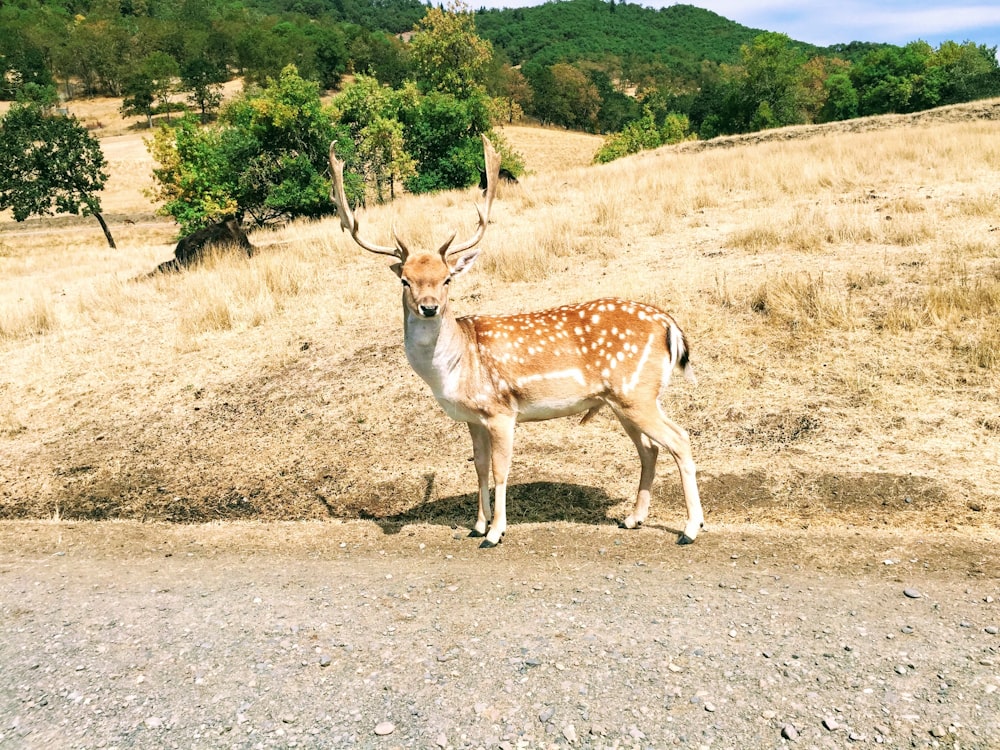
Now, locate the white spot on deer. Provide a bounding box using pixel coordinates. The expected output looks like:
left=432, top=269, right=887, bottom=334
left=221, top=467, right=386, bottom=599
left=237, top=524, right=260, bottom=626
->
left=591, top=314, right=601, bottom=324
left=623, top=333, right=656, bottom=396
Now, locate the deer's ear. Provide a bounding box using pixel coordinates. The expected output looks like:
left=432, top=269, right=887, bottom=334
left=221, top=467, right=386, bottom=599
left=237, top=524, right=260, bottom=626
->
left=450, top=249, right=481, bottom=277
left=390, top=261, right=404, bottom=278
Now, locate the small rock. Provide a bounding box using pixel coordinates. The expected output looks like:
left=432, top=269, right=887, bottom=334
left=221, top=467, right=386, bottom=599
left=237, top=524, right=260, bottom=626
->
left=901, top=625, right=914, bottom=634
left=539, top=707, right=554, bottom=723
left=435, top=733, right=447, bottom=748
left=823, top=717, right=839, bottom=731
left=761, top=710, right=777, bottom=720
left=374, top=722, right=395, bottom=736
left=895, top=665, right=908, bottom=675
left=930, top=725, right=947, bottom=738
left=562, top=724, right=577, bottom=743
left=781, top=724, right=798, bottom=741
left=144, top=717, right=163, bottom=729
left=985, top=626, right=999, bottom=635
left=849, top=731, right=864, bottom=741
left=903, top=588, right=921, bottom=599
left=319, top=655, right=332, bottom=667
left=281, top=714, right=297, bottom=724
left=704, top=702, right=716, bottom=713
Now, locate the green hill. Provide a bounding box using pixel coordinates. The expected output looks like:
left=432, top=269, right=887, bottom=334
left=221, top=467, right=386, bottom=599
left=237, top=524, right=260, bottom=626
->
left=475, top=1, right=813, bottom=75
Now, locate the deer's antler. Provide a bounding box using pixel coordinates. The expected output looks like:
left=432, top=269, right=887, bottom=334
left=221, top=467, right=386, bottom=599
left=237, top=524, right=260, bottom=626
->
left=444, top=134, right=501, bottom=258
left=328, top=142, right=402, bottom=259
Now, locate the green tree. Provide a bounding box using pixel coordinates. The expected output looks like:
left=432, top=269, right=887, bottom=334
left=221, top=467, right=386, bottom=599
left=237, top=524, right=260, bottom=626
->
left=527, top=62, right=600, bottom=131
left=820, top=71, right=859, bottom=122
left=142, top=51, right=181, bottom=121
left=356, top=115, right=415, bottom=203
left=736, top=32, right=808, bottom=130
left=147, top=116, right=237, bottom=234
left=399, top=88, right=495, bottom=193
left=0, top=102, right=116, bottom=248
left=121, top=73, right=157, bottom=127
left=487, top=63, right=531, bottom=124
left=930, top=41, right=1000, bottom=104
left=410, top=1, right=494, bottom=97
left=851, top=43, right=929, bottom=115
left=149, top=66, right=349, bottom=234
left=180, top=57, right=226, bottom=123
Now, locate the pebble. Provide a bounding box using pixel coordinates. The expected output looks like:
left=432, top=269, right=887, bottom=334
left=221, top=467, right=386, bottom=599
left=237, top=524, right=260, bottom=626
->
left=849, top=731, right=864, bottom=741
left=562, top=724, right=577, bottom=743
left=435, top=734, right=447, bottom=748
left=319, top=655, right=331, bottom=667
left=144, top=717, right=163, bottom=729
left=704, top=702, right=716, bottom=713
left=781, top=724, right=798, bottom=740
left=986, top=626, right=999, bottom=635
left=930, top=725, right=947, bottom=738
left=539, top=707, right=554, bottom=723
left=903, top=588, right=922, bottom=599
left=823, top=717, right=839, bottom=731
left=374, top=722, right=395, bottom=736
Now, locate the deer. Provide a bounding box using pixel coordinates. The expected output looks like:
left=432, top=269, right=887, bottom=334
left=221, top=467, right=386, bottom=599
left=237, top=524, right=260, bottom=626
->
left=328, top=135, right=704, bottom=548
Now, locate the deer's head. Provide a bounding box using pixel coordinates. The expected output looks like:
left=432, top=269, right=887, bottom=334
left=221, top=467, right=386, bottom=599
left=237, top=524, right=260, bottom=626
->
left=329, top=135, right=501, bottom=319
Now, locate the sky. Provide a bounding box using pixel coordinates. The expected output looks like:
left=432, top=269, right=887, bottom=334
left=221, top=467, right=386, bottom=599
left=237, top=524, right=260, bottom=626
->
left=472, top=0, right=1000, bottom=50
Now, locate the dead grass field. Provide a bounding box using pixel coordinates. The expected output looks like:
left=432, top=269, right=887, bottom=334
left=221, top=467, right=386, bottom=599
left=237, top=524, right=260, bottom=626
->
left=1, top=101, right=998, bottom=549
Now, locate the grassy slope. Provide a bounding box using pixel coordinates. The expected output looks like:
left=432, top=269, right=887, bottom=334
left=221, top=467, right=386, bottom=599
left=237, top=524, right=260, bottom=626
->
left=0, top=102, right=998, bottom=542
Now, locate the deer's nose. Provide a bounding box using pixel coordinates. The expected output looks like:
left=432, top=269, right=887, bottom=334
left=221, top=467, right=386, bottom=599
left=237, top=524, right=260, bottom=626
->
left=419, top=304, right=439, bottom=318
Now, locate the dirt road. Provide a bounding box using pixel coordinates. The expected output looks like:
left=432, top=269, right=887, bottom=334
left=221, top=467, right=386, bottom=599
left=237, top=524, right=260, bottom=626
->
left=0, top=521, right=997, bottom=750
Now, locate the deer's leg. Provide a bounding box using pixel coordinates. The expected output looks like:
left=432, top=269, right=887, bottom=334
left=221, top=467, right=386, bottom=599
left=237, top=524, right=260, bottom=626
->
left=617, top=418, right=659, bottom=530
left=468, top=423, right=492, bottom=537
left=482, top=414, right=515, bottom=548
left=616, top=404, right=704, bottom=544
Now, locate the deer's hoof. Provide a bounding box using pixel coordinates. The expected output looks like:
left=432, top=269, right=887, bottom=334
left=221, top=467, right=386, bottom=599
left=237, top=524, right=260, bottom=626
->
left=479, top=537, right=501, bottom=549
left=468, top=528, right=486, bottom=538
left=677, top=533, right=695, bottom=545
left=620, top=516, right=641, bottom=530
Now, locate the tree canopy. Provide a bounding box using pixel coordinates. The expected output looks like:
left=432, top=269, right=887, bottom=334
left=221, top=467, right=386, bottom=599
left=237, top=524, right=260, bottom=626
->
left=148, top=66, right=349, bottom=234
left=0, top=101, right=116, bottom=247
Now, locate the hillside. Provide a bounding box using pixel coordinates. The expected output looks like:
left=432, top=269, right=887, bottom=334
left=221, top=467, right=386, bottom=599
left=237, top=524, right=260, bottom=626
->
left=1, top=99, right=998, bottom=541
left=475, top=0, right=773, bottom=73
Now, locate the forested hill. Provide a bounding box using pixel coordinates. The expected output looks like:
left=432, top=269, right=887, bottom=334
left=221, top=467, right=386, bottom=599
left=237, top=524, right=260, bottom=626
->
left=476, top=1, right=773, bottom=74
left=474, top=1, right=890, bottom=75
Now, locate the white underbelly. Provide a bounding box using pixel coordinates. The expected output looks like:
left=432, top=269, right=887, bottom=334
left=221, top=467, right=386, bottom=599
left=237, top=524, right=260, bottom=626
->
left=516, top=397, right=601, bottom=423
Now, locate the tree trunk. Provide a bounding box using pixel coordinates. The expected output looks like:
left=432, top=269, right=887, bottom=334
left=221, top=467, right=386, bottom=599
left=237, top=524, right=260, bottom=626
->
left=93, top=211, right=117, bottom=249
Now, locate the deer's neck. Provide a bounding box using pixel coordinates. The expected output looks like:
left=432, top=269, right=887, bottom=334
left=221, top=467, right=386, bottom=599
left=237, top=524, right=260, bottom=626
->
left=402, top=305, right=471, bottom=401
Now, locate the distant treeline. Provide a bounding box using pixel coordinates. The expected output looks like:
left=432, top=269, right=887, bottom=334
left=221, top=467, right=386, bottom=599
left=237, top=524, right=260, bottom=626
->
left=3, top=0, right=999, bottom=140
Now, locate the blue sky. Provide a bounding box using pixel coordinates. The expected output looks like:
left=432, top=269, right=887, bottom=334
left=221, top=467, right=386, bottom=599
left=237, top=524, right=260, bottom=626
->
left=472, top=0, right=1000, bottom=50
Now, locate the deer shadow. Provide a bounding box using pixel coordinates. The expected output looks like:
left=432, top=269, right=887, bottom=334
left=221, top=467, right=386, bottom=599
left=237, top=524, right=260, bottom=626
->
left=356, top=479, right=628, bottom=536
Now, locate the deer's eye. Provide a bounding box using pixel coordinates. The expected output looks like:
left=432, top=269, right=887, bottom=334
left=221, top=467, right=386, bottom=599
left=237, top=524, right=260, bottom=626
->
left=443, top=276, right=452, bottom=286
left=401, top=279, right=411, bottom=288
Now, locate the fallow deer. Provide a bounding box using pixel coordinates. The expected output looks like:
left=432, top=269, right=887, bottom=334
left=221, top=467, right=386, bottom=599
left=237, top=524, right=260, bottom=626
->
left=329, top=135, right=704, bottom=547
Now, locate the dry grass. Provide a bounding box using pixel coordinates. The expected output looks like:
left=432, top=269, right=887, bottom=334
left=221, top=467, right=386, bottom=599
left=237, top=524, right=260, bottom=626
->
left=1, top=102, right=999, bottom=540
